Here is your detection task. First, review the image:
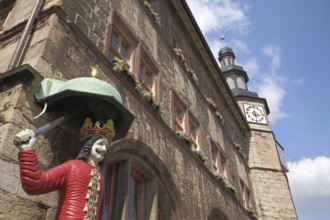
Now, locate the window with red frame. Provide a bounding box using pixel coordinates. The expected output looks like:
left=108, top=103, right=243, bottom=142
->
left=211, top=141, right=220, bottom=173
left=0, top=0, right=15, bottom=29
left=103, top=164, right=116, bottom=220
left=139, top=60, right=157, bottom=94
left=187, top=111, right=199, bottom=149
left=219, top=152, right=230, bottom=182
left=128, top=169, right=145, bottom=220
left=240, top=178, right=251, bottom=208
left=108, top=27, right=131, bottom=67
left=172, top=94, right=186, bottom=132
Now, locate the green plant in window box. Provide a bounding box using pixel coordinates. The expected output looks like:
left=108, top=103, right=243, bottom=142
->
left=152, top=99, right=160, bottom=112
left=224, top=181, right=236, bottom=194
left=206, top=98, right=218, bottom=110
left=246, top=207, right=254, bottom=214
left=233, top=142, right=241, bottom=150
left=176, top=130, right=185, bottom=139
left=173, top=48, right=184, bottom=61
left=134, top=80, right=143, bottom=93
left=215, top=111, right=224, bottom=125
left=193, top=149, right=207, bottom=162
left=141, top=90, right=152, bottom=102
left=143, top=0, right=151, bottom=8
left=187, top=68, right=198, bottom=85
left=213, top=172, right=226, bottom=182
left=112, top=57, right=128, bottom=73
left=143, top=0, right=161, bottom=26
left=175, top=131, right=194, bottom=148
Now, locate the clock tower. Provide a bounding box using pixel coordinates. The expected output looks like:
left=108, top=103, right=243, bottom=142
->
left=219, top=46, right=298, bottom=219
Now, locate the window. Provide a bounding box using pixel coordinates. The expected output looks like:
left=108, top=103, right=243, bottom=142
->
left=106, top=14, right=138, bottom=70
left=226, top=77, right=235, bottom=89
left=0, top=0, right=15, bottom=29
left=187, top=111, right=199, bottom=150
left=103, top=164, right=117, bottom=220
left=172, top=93, right=186, bottom=132
left=103, top=156, right=174, bottom=220
left=240, top=178, right=251, bottom=208
left=128, top=169, right=145, bottom=220
left=236, top=77, right=246, bottom=89
left=138, top=53, right=159, bottom=97
left=219, top=152, right=230, bottom=181
left=108, top=27, right=131, bottom=67
left=172, top=92, right=203, bottom=153
left=171, top=29, right=180, bottom=48
left=211, top=142, right=220, bottom=173
left=210, top=140, right=231, bottom=182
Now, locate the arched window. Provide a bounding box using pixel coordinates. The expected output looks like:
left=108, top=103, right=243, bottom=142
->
left=226, top=77, right=235, bottom=89
left=236, top=77, right=246, bottom=89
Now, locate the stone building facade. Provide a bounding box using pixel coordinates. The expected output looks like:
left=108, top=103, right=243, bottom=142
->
left=0, top=0, right=297, bottom=219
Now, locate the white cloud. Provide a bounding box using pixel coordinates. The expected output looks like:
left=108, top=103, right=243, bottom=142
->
left=290, top=77, right=305, bottom=85
left=253, top=44, right=287, bottom=125
left=232, top=39, right=249, bottom=54
left=239, top=57, right=259, bottom=79
left=288, top=157, right=330, bottom=219
left=262, top=44, right=282, bottom=74
left=186, top=0, right=251, bottom=35
left=256, top=77, right=287, bottom=124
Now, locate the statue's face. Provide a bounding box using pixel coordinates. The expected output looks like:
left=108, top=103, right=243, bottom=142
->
left=89, top=138, right=110, bottom=164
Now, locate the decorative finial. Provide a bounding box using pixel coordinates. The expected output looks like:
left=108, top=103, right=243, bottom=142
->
left=215, top=25, right=226, bottom=45
left=90, top=65, right=99, bottom=78
left=220, top=35, right=225, bottom=43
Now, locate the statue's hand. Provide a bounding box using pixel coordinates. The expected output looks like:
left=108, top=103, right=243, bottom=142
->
left=14, top=129, right=36, bottom=151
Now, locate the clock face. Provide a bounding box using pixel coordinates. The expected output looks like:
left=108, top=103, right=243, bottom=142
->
left=244, top=104, right=267, bottom=124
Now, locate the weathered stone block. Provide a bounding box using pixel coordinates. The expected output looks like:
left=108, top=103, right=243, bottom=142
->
left=0, top=190, right=47, bottom=220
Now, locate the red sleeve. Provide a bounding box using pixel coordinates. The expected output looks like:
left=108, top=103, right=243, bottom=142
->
left=19, top=149, right=69, bottom=195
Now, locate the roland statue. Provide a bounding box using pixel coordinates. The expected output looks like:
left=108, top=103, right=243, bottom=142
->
left=15, top=117, right=115, bottom=220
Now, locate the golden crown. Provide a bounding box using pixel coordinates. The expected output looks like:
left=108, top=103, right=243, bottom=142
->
left=80, top=117, right=116, bottom=141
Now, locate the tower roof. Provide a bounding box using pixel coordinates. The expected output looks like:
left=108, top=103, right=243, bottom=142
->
left=218, top=46, right=235, bottom=60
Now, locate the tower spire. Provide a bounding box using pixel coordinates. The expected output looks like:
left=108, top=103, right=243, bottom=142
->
left=218, top=44, right=258, bottom=98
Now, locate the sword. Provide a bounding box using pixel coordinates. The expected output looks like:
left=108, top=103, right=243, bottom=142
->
left=13, top=109, right=83, bottom=146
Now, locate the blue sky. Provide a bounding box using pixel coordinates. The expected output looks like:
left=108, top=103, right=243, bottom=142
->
left=186, top=0, right=330, bottom=219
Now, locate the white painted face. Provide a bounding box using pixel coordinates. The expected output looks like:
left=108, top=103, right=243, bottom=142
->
left=89, top=138, right=110, bottom=165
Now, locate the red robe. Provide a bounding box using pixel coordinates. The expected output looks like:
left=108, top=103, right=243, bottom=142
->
left=19, top=149, right=105, bottom=220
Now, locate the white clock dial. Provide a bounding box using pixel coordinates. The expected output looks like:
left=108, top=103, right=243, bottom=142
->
left=244, top=104, right=267, bottom=124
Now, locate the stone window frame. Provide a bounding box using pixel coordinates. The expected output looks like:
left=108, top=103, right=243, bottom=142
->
left=219, top=150, right=231, bottom=183
left=171, top=91, right=187, bottom=133
left=103, top=163, right=117, bottom=219
left=137, top=47, right=162, bottom=102
left=108, top=26, right=132, bottom=68
left=236, top=76, right=246, bottom=89
left=105, top=12, right=162, bottom=103
left=171, top=27, right=191, bottom=65
left=128, top=168, right=146, bottom=220
left=171, top=91, right=202, bottom=150
left=186, top=110, right=200, bottom=150
left=210, top=140, right=230, bottom=182
left=0, top=0, right=15, bottom=30
left=226, top=77, right=235, bottom=89
left=103, top=156, right=173, bottom=220
left=239, top=178, right=251, bottom=209
left=105, top=12, right=139, bottom=71
left=210, top=140, right=221, bottom=173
